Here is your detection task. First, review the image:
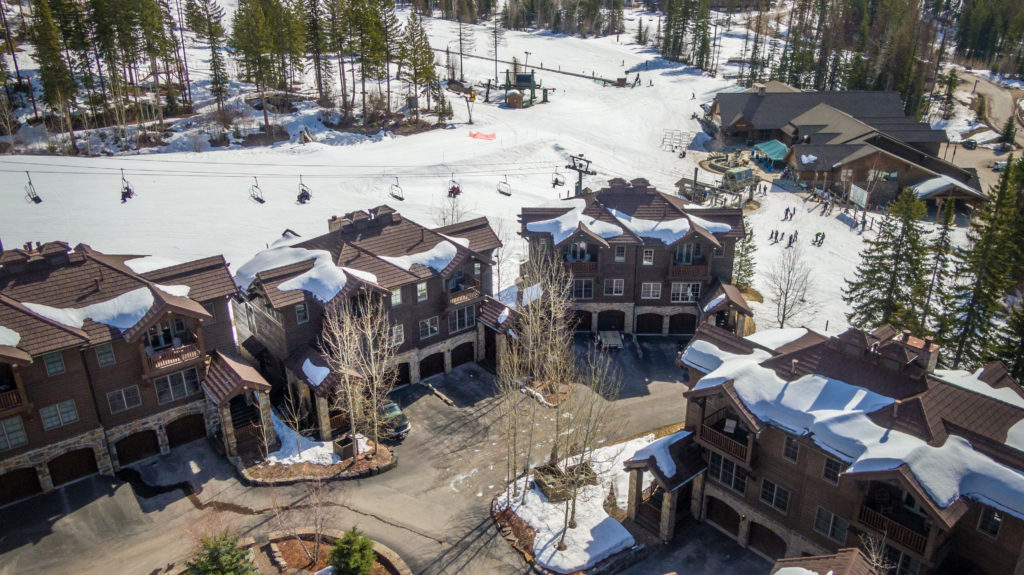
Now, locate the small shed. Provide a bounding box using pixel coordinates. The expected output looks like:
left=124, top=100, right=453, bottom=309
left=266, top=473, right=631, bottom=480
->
left=752, top=139, right=789, bottom=169
left=506, top=90, right=524, bottom=109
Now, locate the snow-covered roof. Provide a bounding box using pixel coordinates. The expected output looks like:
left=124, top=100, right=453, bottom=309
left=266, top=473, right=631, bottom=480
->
left=236, top=243, right=379, bottom=303
left=23, top=287, right=156, bottom=332
left=909, top=174, right=982, bottom=200
left=932, top=368, right=1024, bottom=410
left=627, top=430, right=691, bottom=478
left=702, top=294, right=726, bottom=313
left=524, top=199, right=623, bottom=245
left=522, top=283, right=543, bottom=306
left=607, top=207, right=691, bottom=244
left=0, top=325, right=20, bottom=347
left=379, top=240, right=459, bottom=272
left=302, top=358, right=330, bottom=387
left=745, top=328, right=809, bottom=350
left=124, top=255, right=181, bottom=274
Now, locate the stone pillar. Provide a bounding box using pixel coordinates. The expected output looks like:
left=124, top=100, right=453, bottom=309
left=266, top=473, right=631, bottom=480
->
left=443, top=348, right=453, bottom=373
left=107, top=442, right=122, bottom=472
left=475, top=323, right=486, bottom=361
left=591, top=311, right=598, bottom=333
left=35, top=463, right=54, bottom=492
left=660, top=489, right=679, bottom=542
left=661, top=314, right=670, bottom=336
left=690, top=475, right=704, bottom=519
left=257, top=392, right=277, bottom=447
left=735, top=314, right=746, bottom=336
left=156, top=425, right=170, bottom=455
left=316, top=394, right=332, bottom=441
left=737, top=515, right=751, bottom=547
left=626, top=469, right=643, bottom=521
left=410, top=356, right=421, bottom=383
left=219, top=404, right=236, bottom=456
left=94, top=441, right=114, bottom=475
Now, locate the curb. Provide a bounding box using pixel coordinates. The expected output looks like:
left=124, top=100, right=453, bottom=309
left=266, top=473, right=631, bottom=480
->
left=266, top=528, right=413, bottom=575
left=232, top=452, right=399, bottom=487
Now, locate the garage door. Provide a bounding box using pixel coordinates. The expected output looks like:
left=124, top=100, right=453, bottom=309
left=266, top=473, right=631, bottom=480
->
left=597, top=310, right=625, bottom=331
left=571, top=310, right=592, bottom=332
left=669, top=313, right=697, bottom=335
left=116, top=430, right=161, bottom=466
left=0, top=467, right=42, bottom=506
left=451, top=342, right=474, bottom=367
left=48, top=448, right=99, bottom=487
left=636, top=313, right=663, bottom=334
left=706, top=496, right=741, bottom=537
left=748, top=522, right=787, bottom=560
left=419, top=353, right=445, bottom=379
left=166, top=414, right=206, bottom=448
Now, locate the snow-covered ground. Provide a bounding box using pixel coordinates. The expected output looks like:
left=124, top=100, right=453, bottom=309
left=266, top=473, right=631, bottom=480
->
left=496, top=434, right=656, bottom=574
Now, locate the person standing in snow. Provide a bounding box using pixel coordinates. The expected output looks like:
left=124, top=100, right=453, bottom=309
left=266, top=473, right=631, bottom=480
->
left=784, top=207, right=790, bottom=220
left=794, top=230, right=799, bottom=242
left=819, top=232, right=826, bottom=246
left=861, top=218, right=867, bottom=232
left=814, top=232, right=821, bottom=244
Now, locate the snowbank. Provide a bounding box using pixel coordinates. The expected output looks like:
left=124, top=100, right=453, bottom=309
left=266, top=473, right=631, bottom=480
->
left=302, top=358, right=330, bottom=387
left=607, top=207, right=690, bottom=244
left=266, top=411, right=341, bottom=466
left=236, top=243, right=374, bottom=303
left=522, top=283, right=543, bottom=306
left=0, top=325, right=20, bottom=347
left=23, top=287, right=155, bottom=332
left=745, top=328, right=809, bottom=350
left=680, top=339, right=771, bottom=374
left=525, top=199, right=623, bottom=245
left=379, top=240, right=458, bottom=272
left=688, top=214, right=732, bottom=234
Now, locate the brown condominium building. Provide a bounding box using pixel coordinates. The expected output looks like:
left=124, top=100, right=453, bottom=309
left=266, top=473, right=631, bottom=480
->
left=630, top=323, right=1024, bottom=575
left=518, top=178, right=750, bottom=337
left=232, top=205, right=508, bottom=441
left=0, top=242, right=275, bottom=507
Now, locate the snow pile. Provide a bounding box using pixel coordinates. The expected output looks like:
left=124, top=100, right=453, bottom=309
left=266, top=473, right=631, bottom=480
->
left=627, top=430, right=692, bottom=478
left=302, top=358, right=331, bottom=387
left=702, top=294, right=726, bottom=312
left=521, top=385, right=556, bottom=408
left=932, top=368, right=1024, bottom=409
left=688, top=214, right=732, bottom=234
left=969, top=130, right=1001, bottom=144
left=496, top=435, right=656, bottom=574
left=522, top=283, right=543, bottom=306
left=745, top=327, right=809, bottom=350
left=380, top=240, right=459, bottom=272
left=266, top=411, right=341, bottom=466
left=607, top=207, right=690, bottom=244
left=498, top=285, right=519, bottom=307
left=497, top=307, right=510, bottom=325
left=1006, top=420, right=1024, bottom=452
left=236, top=243, right=355, bottom=303
left=0, top=325, right=20, bottom=347
left=775, top=568, right=824, bottom=575
left=693, top=340, right=1024, bottom=518
left=525, top=199, right=623, bottom=245
left=680, top=339, right=771, bottom=374
left=24, top=287, right=155, bottom=332
left=124, top=255, right=181, bottom=274
left=155, top=284, right=191, bottom=297
left=800, top=154, right=818, bottom=165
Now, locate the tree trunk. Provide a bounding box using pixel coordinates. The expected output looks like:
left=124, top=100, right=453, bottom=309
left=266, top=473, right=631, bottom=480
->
left=260, top=83, right=270, bottom=136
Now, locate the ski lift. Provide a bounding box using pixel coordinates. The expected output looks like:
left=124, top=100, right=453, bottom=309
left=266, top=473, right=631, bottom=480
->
left=497, top=174, right=511, bottom=196
left=389, top=176, right=404, bottom=200
left=24, top=171, right=41, bottom=204
left=296, top=175, right=312, bottom=204
left=447, top=172, right=462, bottom=198
left=249, top=176, right=265, bottom=204
left=120, top=168, right=135, bottom=203
left=551, top=167, right=565, bottom=188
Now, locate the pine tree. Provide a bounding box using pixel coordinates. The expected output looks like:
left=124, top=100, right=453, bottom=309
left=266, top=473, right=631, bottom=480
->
left=733, top=217, right=757, bottom=290
left=921, top=199, right=956, bottom=331
left=305, top=0, right=332, bottom=105
left=376, top=0, right=400, bottom=114
left=188, top=0, right=228, bottom=111
left=186, top=532, right=258, bottom=575
left=692, top=0, right=711, bottom=70
left=400, top=11, right=435, bottom=121
left=328, top=527, right=375, bottom=575
left=996, top=303, right=1024, bottom=381
left=231, top=0, right=275, bottom=135
left=1000, top=116, right=1017, bottom=147
left=843, top=190, right=929, bottom=333
left=31, top=0, right=78, bottom=151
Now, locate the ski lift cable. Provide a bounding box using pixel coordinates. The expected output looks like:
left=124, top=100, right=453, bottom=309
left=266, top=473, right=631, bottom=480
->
left=0, top=165, right=556, bottom=180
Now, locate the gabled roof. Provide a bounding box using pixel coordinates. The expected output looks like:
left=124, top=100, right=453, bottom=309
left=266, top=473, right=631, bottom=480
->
left=286, top=345, right=359, bottom=397
left=699, top=282, right=752, bottom=317
left=203, top=351, right=271, bottom=405
left=478, top=295, right=517, bottom=334
left=771, top=548, right=874, bottom=575
left=433, top=217, right=503, bottom=253
left=623, top=431, right=707, bottom=492
left=122, top=286, right=212, bottom=343
left=141, top=255, right=238, bottom=302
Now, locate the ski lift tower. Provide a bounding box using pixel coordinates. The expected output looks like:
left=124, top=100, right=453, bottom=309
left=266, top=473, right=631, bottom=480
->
left=565, top=153, right=596, bottom=197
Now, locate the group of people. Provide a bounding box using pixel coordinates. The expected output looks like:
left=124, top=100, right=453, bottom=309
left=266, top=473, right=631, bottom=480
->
left=769, top=205, right=828, bottom=248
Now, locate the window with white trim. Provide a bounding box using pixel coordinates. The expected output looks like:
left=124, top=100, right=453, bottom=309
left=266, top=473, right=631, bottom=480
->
left=419, top=316, right=439, bottom=339
left=40, top=399, right=79, bottom=430
left=823, top=456, right=845, bottom=485
left=43, top=351, right=65, bottom=376
left=474, top=262, right=481, bottom=277
left=614, top=246, right=626, bottom=262
left=604, top=279, right=624, bottom=296
left=572, top=279, right=593, bottom=299
left=708, top=451, right=747, bottom=494
left=155, top=368, right=201, bottom=404
left=449, top=305, right=475, bottom=333
left=642, top=249, right=654, bottom=266
left=295, top=303, right=310, bottom=324
left=671, top=282, right=702, bottom=303
left=641, top=282, right=661, bottom=299
left=0, top=416, right=28, bottom=451
left=392, top=324, right=405, bottom=346
left=95, top=343, right=116, bottom=367
left=760, top=479, right=790, bottom=513
left=674, top=242, right=702, bottom=264
left=978, top=507, right=1003, bottom=537
left=783, top=436, right=799, bottom=462
left=417, top=282, right=428, bottom=302
left=107, top=386, right=142, bottom=414
left=813, top=507, right=849, bottom=543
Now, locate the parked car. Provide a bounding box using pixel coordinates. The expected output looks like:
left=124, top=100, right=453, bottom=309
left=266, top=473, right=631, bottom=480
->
left=993, top=160, right=1009, bottom=172
left=380, top=401, right=410, bottom=440
left=962, top=139, right=978, bottom=150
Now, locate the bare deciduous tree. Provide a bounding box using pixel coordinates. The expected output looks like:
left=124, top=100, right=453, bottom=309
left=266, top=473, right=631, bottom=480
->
left=859, top=532, right=896, bottom=574
left=433, top=189, right=470, bottom=227
left=766, top=243, right=816, bottom=327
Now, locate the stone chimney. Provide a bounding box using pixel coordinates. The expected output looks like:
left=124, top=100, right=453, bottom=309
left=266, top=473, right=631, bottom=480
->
left=897, top=331, right=941, bottom=373
left=755, top=83, right=766, bottom=96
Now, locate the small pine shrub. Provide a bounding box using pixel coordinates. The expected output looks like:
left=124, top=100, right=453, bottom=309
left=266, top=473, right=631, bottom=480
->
left=328, top=527, right=376, bottom=575
left=185, top=532, right=257, bottom=575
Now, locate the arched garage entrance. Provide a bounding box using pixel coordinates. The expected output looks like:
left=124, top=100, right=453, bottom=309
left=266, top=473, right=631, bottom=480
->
left=597, top=310, right=625, bottom=331
left=748, top=522, right=787, bottom=560
left=116, top=430, right=161, bottom=466
left=48, top=448, right=99, bottom=487
left=706, top=496, right=741, bottom=538
left=636, top=313, right=663, bottom=334
left=395, top=362, right=411, bottom=386
left=571, top=310, right=592, bottom=332
left=166, top=414, right=206, bottom=448
left=419, top=353, right=445, bottom=379
left=0, top=467, right=42, bottom=506
left=669, top=313, right=697, bottom=335
left=451, top=342, right=475, bottom=367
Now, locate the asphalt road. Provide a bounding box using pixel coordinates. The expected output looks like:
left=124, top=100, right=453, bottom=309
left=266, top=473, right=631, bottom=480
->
left=0, top=338, right=690, bottom=575
left=963, top=71, right=1024, bottom=149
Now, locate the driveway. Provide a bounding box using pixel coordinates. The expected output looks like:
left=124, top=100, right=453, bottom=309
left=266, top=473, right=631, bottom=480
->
left=624, top=523, right=772, bottom=575
left=962, top=71, right=1024, bottom=148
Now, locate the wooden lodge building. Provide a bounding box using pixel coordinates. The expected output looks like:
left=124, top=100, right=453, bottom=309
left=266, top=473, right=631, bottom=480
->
left=518, top=178, right=751, bottom=337
left=232, top=206, right=509, bottom=442
left=0, top=242, right=275, bottom=507
left=624, top=322, right=1024, bottom=575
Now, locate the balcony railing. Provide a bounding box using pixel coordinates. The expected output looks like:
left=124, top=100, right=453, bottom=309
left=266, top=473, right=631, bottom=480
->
left=564, top=260, right=599, bottom=275
left=858, top=505, right=928, bottom=554
left=700, top=424, right=749, bottom=461
left=670, top=259, right=709, bottom=278
left=448, top=277, right=481, bottom=306
left=0, top=389, right=22, bottom=410
left=147, top=342, right=203, bottom=372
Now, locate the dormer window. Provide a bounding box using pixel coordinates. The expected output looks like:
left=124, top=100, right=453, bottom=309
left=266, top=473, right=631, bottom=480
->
left=567, top=241, right=590, bottom=262
left=674, top=243, right=701, bottom=265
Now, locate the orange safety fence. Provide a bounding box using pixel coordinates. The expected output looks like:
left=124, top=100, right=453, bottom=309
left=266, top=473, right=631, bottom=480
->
left=469, top=131, right=496, bottom=140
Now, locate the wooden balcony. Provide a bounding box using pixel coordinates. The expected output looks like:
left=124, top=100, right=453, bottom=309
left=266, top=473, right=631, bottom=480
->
left=858, top=505, right=928, bottom=554
left=0, top=389, right=23, bottom=411
left=700, top=423, right=749, bottom=461
left=448, top=277, right=481, bottom=306
left=669, top=258, right=709, bottom=278
left=564, top=260, right=598, bottom=275
left=147, top=342, right=203, bottom=372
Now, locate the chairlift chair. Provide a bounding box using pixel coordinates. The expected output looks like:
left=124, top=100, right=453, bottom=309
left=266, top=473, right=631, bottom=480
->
left=497, top=174, right=511, bottom=196
left=551, top=167, right=566, bottom=188
left=24, top=171, right=41, bottom=204
left=296, top=175, right=312, bottom=204
left=249, top=176, right=265, bottom=204
left=389, top=176, right=404, bottom=200
left=120, top=168, right=135, bottom=203
left=447, top=172, right=462, bottom=198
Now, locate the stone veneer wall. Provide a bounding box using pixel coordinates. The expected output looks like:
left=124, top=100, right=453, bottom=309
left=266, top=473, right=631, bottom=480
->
left=393, top=328, right=480, bottom=383
left=104, top=399, right=211, bottom=471
left=0, top=427, right=112, bottom=492
left=571, top=302, right=636, bottom=333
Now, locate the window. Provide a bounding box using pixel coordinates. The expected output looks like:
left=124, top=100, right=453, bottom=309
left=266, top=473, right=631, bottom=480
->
left=823, top=457, right=845, bottom=485
left=295, top=303, right=309, bottom=324
left=419, top=316, right=439, bottom=340
left=783, top=436, right=799, bottom=462
left=449, top=305, right=475, bottom=332
left=642, top=249, right=655, bottom=266
left=567, top=241, right=590, bottom=261
left=390, top=287, right=402, bottom=306
left=474, top=262, right=481, bottom=277
left=417, top=282, right=428, bottom=302
left=155, top=368, right=201, bottom=404
left=641, top=282, right=661, bottom=299
left=675, top=243, right=701, bottom=264
left=978, top=507, right=1003, bottom=537
left=202, top=302, right=218, bottom=323
left=0, top=416, right=28, bottom=451
left=392, top=324, right=405, bottom=347
left=40, top=400, right=79, bottom=430
left=614, top=246, right=626, bottom=262
left=760, top=479, right=790, bottom=513
left=813, top=507, right=849, bottom=543
left=884, top=546, right=921, bottom=575
left=708, top=451, right=748, bottom=494
left=95, top=343, right=116, bottom=367
left=572, top=279, right=593, bottom=299
left=107, top=386, right=142, bottom=414
left=173, top=318, right=186, bottom=333
left=604, top=279, right=624, bottom=296
left=43, top=351, right=65, bottom=376
left=670, top=282, right=702, bottom=303
left=713, top=245, right=724, bottom=258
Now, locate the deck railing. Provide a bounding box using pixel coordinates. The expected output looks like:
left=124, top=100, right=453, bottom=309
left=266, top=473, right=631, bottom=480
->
left=0, top=389, right=22, bottom=410
left=858, top=505, right=928, bottom=554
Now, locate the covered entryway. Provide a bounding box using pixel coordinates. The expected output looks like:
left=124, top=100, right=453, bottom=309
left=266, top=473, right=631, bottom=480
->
left=0, top=467, right=42, bottom=506
left=166, top=414, right=206, bottom=448
left=571, top=309, right=592, bottom=332
left=636, top=313, right=663, bottom=334
left=706, top=496, right=741, bottom=537
left=484, top=329, right=497, bottom=363
left=748, top=522, right=787, bottom=560
left=419, top=352, right=445, bottom=379
left=669, top=312, right=697, bottom=335
left=115, top=430, right=161, bottom=466
left=597, top=310, right=625, bottom=331
left=48, top=448, right=99, bottom=486
left=395, top=362, right=411, bottom=386
left=451, top=342, right=474, bottom=367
